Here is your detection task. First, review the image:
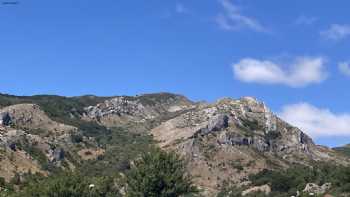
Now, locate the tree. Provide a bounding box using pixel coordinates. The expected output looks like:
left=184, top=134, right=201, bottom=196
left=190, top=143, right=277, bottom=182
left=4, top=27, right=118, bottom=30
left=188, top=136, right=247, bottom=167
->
left=126, top=148, right=198, bottom=197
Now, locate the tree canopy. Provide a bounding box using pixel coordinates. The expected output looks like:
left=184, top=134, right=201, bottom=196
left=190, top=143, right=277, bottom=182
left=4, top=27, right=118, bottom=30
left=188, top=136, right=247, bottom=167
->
left=126, top=148, right=198, bottom=197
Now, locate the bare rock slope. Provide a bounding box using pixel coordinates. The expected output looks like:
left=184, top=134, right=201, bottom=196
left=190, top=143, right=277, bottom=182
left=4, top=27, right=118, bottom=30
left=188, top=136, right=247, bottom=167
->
left=83, top=93, right=195, bottom=129
left=0, top=104, right=77, bottom=135
left=151, top=97, right=348, bottom=193
left=0, top=104, right=90, bottom=181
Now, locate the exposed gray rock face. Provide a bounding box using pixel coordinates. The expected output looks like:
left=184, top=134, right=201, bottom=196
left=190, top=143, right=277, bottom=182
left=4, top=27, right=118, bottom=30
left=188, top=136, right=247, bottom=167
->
left=83, top=93, right=194, bottom=127
left=207, top=114, right=229, bottom=132
left=242, top=185, right=271, bottom=196
left=48, top=148, right=65, bottom=163
left=85, top=97, right=152, bottom=119
left=0, top=112, right=11, bottom=126
left=217, top=133, right=269, bottom=152
left=156, top=96, right=317, bottom=156
left=0, top=104, right=77, bottom=135
left=0, top=124, right=81, bottom=175
left=197, top=115, right=229, bottom=135
left=151, top=96, right=348, bottom=195
left=303, top=183, right=332, bottom=195
left=154, top=96, right=342, bottom=159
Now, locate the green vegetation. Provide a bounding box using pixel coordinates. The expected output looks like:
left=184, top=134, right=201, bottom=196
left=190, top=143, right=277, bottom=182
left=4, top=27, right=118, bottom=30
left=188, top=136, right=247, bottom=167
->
left=127, top=149, right=197, bottom=197
left=10, top=172, right=120, bottom=197
left=228, top=160, right=244, bottom=172
left=239, top=117, right=260, bottom=131
left=334, top=144, right=350, bottom=157
left=123, top=93, right=186, bottom=107
left=79, top=127, right=153, bottom=177
left=2, top=93, right=350, bottom=196
left=126, top=148, right=198, bottom=197
left=249, top=163, right=350, bottom=194
left=0, top=93, right=155, bottom=175
left=15, top=139, right=51, bottom=169
left=219, top=163, right=350, bottom=197
left=0, top=93, right=158, bottom=195
left=1, top=149, right=197, bottom=197
left=0, top=94, right=109, bottom=122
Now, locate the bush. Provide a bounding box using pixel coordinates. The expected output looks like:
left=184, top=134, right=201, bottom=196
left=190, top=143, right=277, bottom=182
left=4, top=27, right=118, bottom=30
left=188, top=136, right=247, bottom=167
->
left=248, top=163, right=350, bottom=196
left=12, top=172, right=119, bottom=197
left=126, top=148, right=198, bottom=197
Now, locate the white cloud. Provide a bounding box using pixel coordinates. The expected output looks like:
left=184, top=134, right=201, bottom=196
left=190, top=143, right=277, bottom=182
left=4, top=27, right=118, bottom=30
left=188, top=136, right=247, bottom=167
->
left=338, top=61, right=350, bottom=76
left=232, top=57, right=327, bottom=87
left=216, top=0, right=266, bottom=32
left=320, top=24, right=350, bottom=41
left=175, top=3, right=188, bottom=14
left=295, top=15, right=318, bottom=25
left=279, top=103, right=350, bottom=138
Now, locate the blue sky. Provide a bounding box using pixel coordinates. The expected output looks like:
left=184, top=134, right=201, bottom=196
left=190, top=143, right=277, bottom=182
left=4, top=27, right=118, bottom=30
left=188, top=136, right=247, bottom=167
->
left=1, top=0, right=350, bottom=147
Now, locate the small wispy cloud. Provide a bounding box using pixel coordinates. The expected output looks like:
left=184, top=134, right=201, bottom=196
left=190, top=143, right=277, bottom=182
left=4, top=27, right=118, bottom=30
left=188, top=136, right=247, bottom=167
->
left=216, top=0, right=267, bottom=32
left=232, top=56, right=327, bottom=87
left=338, top=61, right=350, bottom=76
left=320, top=24, right=350, bottom=41
left=175, top=3, right=189, bottom=14
left=295, top=15, right=318, bottom=25
left=279, top=103, right=350, bottom=138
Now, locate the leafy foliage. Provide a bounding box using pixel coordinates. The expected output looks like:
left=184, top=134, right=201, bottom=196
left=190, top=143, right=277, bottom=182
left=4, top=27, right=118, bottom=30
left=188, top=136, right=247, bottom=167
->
left=4, top=149, right=197, bottom=197
left=248, top=163, right=350, bottom=196
left=9, top=172, right=120, bottom=197
left=79, top=127, right=153, bottom=177
left=0, top=94, right=108, bottom=120
left=126, top=148, right=198, bottom=197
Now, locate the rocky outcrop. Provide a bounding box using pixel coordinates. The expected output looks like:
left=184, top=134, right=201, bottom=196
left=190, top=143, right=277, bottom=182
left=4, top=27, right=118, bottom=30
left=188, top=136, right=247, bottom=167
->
left=153, top=97, right=317, bottom=155
left=0, top=112, right=11, bottom=126
left=207, top=114, right=229, bottom=132
left=303, top=183, right=332, bottom=195
left=151, top=96, right=348, bottom=194
left=0, top=104, right=77, bottom=135
left=47, top=148, right=65, bottom=163
left=0, top=127, right=46, bottom=181
left=83, top=93, right=194, bottom=127
left=0, top=103, right=91, bottom=181
left=242, top=185, right=271, bottom=196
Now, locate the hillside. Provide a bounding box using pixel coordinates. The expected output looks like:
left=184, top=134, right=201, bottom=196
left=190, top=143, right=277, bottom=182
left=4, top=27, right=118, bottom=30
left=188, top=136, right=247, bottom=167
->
left=0, top=93, right=349, bottom=196
left=334, top=144, right=350, bottom=157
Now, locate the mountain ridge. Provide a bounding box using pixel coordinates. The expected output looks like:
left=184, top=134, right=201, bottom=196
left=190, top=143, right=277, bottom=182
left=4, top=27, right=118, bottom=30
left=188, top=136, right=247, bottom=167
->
left=0, top=92, right=349, bottom=196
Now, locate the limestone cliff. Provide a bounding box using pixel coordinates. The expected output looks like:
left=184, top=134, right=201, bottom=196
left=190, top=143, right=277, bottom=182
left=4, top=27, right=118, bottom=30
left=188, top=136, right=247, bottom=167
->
left=151, top=97, right=348, bottom=193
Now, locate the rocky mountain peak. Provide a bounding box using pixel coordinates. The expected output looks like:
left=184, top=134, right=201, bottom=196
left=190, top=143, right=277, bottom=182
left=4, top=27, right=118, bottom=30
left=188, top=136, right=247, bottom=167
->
left=83, top=92, right=195, bottom=127
left=150, top=96, right=348, bottom=193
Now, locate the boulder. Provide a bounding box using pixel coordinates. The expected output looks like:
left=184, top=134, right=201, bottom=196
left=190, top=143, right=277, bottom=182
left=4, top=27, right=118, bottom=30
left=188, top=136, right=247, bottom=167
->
left=8, top=142, right=17, bottom=151
left=48, top=148, right=65, bottom=162
left=303, top=183, right=331, bottom=195
left=207, top=114, right=229, bottom=132
left=242, top=184, right=271, bottom=196
left=321, top=183, right=332, bottom=191
left=0, top=112, right=11, bottom=126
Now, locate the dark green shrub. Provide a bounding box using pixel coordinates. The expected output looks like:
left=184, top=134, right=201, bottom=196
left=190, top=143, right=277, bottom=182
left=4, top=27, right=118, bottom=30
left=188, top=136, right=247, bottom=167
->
left=12, top=172, right=119, bottom=197
left=126, top=148, right=198, bottom=197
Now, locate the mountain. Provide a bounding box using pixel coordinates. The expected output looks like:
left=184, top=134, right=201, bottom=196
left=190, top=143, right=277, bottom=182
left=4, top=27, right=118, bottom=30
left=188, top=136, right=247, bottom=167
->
left=334, top=144, right=350, bottom=157
left=0, top=93, right=349, bottom=196
left=151, top=96, right=348, bottom=194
